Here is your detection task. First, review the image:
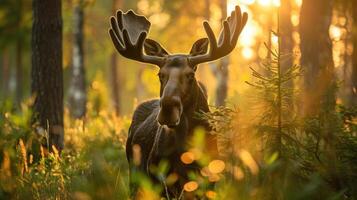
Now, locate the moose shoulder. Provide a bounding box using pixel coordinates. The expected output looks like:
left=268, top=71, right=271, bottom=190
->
left=108, top=6, right=247, bottom=198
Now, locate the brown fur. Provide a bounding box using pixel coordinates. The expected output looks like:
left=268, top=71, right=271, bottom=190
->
left=126, top=57, right=217, bottom=198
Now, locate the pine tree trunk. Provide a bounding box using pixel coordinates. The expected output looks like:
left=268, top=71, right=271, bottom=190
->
left=279, top=0, right=294, bottom=88
left=68, top=1, right=86, bottom=118
left=351, top=0, right=357, bottom=106
left=1, top=49, right=10, bottom=99
left=110, top=53, right=121, bottom=115
left=205, top=0, right=210, bottom=19
left=215, top=0, right=229, bottom=107
left=16, top=40, right=23, bottom=104
left=300, top=0, right=343, bottom=191
left=110, top=0, right=122, bottom=115
left=299, top=0, right=335, bottom=115
left=16, top=0, right=23, bottom=104
left=31, top=0, right=64, bottom=152
left=136, top=65, right=146, bottom=102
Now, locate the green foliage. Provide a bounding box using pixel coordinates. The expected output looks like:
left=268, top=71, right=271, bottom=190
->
left=0, top=0, right=31, bottom=49
left=0, top=66, right=356, bottom=199
left=1, top=1, right=357, bottom=199
left=0, top=100, right=131, bottom=200
left=246, top=42, right=302, bottom=157
left=195, top=41, right=357, bottom=199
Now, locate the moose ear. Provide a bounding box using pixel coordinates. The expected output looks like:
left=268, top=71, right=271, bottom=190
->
left=144, top=39, right=169, bottom=57
left=189, top=38, right=209, bottom=56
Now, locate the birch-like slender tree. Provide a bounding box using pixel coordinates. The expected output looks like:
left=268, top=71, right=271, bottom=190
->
left=68, top=0, right=86, bottom=118
left=110, top=0, right=123, bottom=115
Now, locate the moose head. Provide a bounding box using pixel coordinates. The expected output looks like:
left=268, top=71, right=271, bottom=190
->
left=109, top=7, right=247, bottom=128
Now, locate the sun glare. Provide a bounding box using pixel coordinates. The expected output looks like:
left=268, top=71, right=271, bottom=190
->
left=238, top=0, right=256, bottom=5
left=257, top=0, right=280, bottom=7
left=228, top=0, right=251, bottom=15
left=272, top=34, right=278, bottom=45
left=239, top=20, right=261, bottom=45
left=242, top=47, right=254, bottom=59
left=330, top=25, right=342, bottom=40
left=295, top=0, right=302, bottom=7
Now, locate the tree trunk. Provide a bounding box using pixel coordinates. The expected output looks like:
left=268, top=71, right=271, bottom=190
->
left=110, top=0, right=123, bottom=116
left=205, top=0, right=210, bottom=19
left=16, top=0, right=23, bottom=104
left=300, top=0, right=343, bottom=191
left=31, top=0, right=64, bottom=152
left=299, top=0, right=335, bottom=115
left=68, top=1, right=86, bottom=118
left=1, top=49, right=10, bottom=99
left=215, top=0, right=229, bottom=107
left=279, top=0, right=294, bottom=85
left=136, top=65, right=146, bottom=102
left=16, top=39, right=23, bottom=105
left=351, top=0, right=357, bottom=106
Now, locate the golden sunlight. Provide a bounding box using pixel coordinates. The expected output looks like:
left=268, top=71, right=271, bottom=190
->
left=240, top=20, right=261, bottom=44
left=242, top=47, right=254, bottom=59
left=238, top=0, right=256, bottom=5
left=272, top=34, right=279, bottom=45
left=233, top=166, right=245, bottom=180
left=258, top=0, right=280, bottom=7
left=295, top=0, right=302, bottom=7
left=291, top=13, right=300, bottom=27
left=330, top=25, right=342, bottom=40
left=238, top=149, right=259, bottom=175
left=228, top=1, right=251, bottom=16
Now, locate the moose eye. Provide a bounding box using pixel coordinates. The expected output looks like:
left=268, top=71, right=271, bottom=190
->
left=187, top=73, right=195, bottom=81
left=158, top=73, right=165, bottom=81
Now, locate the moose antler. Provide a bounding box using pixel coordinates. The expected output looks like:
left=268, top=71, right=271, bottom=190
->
left=188, top=6, right=248, bottom=66
left=109, top=10, right=165, bottom=66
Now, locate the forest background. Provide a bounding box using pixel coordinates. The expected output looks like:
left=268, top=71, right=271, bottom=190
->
left=0, top=0, right=356, bottom=199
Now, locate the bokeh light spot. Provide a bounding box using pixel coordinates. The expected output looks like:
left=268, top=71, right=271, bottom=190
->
left=183, top=181, right=198, bottom=192
left=180, top=152, right=195, bottom=164
left=208, top=160, right=226, bottom=174
left=206, top=190, right=217, bottom=199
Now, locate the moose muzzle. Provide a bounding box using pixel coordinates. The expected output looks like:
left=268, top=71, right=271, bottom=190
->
left=157, top=96, right=183, bottom=128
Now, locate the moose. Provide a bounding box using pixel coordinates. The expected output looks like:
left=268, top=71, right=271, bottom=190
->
left=109, top=5, right=247, bottom=199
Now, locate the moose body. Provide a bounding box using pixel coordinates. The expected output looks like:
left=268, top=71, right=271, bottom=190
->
left=126, top=80, right=212, bottom=196
left=108, top=6, right=247, bottom=198
left=126, top=56, right=214, bottom=197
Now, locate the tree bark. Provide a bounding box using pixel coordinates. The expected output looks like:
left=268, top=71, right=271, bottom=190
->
left=1, top=49, right=10, bottom=99
left=16, top=39, right=23, bottom=105
left=215, top=0, right=229, bottom=107
left=299, top=0, right=335, bottom=115
left=351, top=0, right=357, bottom=106
left=110, top=0, right=123, bottom=116
left=31, top=0, right=64, bottom=152
left=205, top=0, right=210, bottom=19
left=136, top=66, right=146, bottom=102
left=279, top=0, right=294, bottom=84
left=68, top=1, right=87, bottom=118
left=300, top=0, right=343, bottom=191
left=16, top=0, right=23, bottom=104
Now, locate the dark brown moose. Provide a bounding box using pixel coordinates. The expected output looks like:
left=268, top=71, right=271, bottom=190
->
left=109, top=6, right=247, bottom=199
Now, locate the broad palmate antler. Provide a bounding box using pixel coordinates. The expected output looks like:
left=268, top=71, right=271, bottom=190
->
left=109, top=6, right=248, bottom=66
left=109, top=10, right=165, bottom=66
